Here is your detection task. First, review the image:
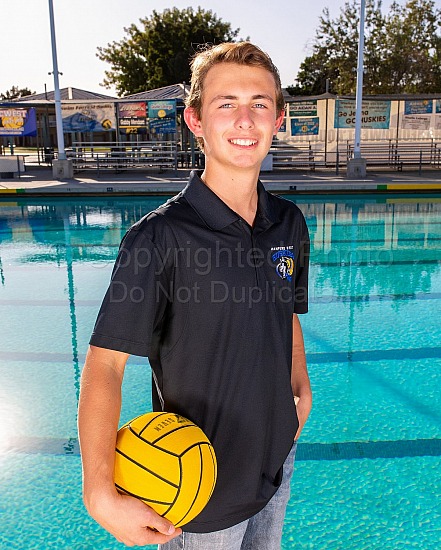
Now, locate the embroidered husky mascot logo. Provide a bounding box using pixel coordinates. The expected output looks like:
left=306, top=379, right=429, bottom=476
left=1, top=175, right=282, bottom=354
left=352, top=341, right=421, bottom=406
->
left=272, top=249, right=295, bottom=282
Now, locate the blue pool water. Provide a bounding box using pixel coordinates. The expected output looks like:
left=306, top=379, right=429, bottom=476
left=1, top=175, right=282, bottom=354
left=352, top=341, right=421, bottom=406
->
left=0, top=193, right=440, bottom=549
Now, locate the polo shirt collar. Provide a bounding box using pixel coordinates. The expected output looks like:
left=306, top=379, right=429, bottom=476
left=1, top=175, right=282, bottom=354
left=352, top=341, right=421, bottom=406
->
left=183, top=170, right=279, bottom=231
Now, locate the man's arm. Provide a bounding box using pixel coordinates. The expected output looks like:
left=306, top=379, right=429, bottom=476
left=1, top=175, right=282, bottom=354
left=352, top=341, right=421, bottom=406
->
left=291, top=314, right=312, bottom=440
left=78, top=345, right=180, bottom=546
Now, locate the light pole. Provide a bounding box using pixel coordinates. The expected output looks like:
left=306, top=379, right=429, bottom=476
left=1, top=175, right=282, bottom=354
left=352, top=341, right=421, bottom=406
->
left=48, top=0, right=65, bottom=160
left=347, top=0, right=367, bottom=178
left=48, top=0, right=73, bottom=178
left=354, top=0, right=366, bottom=159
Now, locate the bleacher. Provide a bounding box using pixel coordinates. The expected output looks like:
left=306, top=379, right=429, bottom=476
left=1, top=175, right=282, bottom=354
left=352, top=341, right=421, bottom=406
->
left=268, top=139, right=441, bottom=173
left=66, top=141, right=177, bottom=175
left=343, top=140, right=441, bottom=171
left=269, top=141, right=326, bottom=171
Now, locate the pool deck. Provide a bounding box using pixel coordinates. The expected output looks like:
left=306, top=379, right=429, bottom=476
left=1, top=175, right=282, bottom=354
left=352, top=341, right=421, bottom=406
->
left=1, top=165, right=441, bottom=195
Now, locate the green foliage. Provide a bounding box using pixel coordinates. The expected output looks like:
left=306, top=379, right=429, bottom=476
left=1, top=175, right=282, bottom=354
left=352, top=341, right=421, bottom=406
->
left=291, top=0, right=441, bottom=95
left=1, top=86, right=35, bottom=100
left=97, top=7, right=240, bottom=96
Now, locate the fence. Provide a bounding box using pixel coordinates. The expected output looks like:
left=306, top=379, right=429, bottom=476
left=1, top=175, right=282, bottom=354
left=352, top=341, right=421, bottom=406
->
left=3, top=139, right=441, bottom=175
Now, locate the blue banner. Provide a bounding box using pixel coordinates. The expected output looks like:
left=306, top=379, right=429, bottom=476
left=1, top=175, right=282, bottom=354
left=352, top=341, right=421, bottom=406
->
left=291, top=117, right=319, bottom=136
left=149, top=118, right=177, bottom=133
left=148, top=100, right=176, bottom=134
left=0, top=107, right=37, bottom=136
left=62, top=103, right=116, bottom=132
left=335, top=100, right=390, bottom=129
left=404, top=100, right=433, bottom=115
left=436, top=100, right=441, bottom=114
left=278, top=118, right=286, bottom=133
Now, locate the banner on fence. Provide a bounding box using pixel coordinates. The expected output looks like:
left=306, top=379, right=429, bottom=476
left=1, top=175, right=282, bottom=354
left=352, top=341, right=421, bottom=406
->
left=278, top=118, right=286, bottom=133
left=118, top=102, right=147, bottom=134
left=289, top=100, right=317, bottom=117
left=291, top=117, right=319, bottom=136
left=148, top=100, right=176, bottom=133
left=334, top=99, right=391, bottom=129
left=404, top=100, right=433, bottom=115
left=435, top=100, right=441, bottom=128
left=0, top=107, right=37, bottom=136
left=62, top=103, right=116, bottom=132
left=401, top=115, right=432, bottom=130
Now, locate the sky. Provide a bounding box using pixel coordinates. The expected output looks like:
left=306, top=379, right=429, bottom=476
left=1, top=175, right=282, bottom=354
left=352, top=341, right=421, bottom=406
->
left=2, top=0, right=439, bottom=97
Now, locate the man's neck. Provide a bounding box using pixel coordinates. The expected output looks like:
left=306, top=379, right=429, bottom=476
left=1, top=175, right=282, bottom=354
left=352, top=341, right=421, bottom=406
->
left=200, top=163, right=260, bottom=226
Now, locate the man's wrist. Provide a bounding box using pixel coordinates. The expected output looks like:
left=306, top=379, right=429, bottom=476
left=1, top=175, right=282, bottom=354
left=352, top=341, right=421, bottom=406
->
left=83, top=479, right=118, bottom=515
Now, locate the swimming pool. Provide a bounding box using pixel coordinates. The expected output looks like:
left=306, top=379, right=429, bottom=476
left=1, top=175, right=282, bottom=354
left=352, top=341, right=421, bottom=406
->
left=0, top=193, right=440, bottom=549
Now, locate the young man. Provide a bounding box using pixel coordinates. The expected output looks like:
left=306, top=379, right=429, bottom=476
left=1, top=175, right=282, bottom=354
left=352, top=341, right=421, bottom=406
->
left=78, top=42, right=312, bottom=549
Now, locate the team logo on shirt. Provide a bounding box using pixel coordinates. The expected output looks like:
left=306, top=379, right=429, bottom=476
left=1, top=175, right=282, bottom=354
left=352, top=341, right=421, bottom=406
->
left=271, top=247, right=295, bottom=282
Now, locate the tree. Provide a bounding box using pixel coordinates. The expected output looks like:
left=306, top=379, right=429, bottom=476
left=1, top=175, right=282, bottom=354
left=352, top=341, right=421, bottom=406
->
left=1, top=86, right=35, bottom=100
left=377, top=0, right=441, bottom=93
left=97, top=7, right=240, bottom=96
left=289, top=0, right=441, bottom=95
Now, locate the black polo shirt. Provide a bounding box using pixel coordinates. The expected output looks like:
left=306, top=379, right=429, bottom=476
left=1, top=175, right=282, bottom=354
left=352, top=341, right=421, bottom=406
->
left=90, top=170, right=309, bottom=533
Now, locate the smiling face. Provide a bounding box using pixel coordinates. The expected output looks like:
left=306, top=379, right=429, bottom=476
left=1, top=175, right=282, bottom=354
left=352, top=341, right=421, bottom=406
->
left=184, top=62, right=285, bottom=174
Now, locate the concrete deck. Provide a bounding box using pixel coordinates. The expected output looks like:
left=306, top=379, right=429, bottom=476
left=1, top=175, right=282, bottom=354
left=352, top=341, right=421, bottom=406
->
left=1, top=165, right=441, bottom=196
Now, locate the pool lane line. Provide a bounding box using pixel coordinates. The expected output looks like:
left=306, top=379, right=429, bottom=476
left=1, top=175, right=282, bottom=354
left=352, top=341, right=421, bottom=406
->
left=1, top=346, right=441, bottom=365
left=307, top=346, right=441, bottom=364
left=4, top=436, right=441, bottom=462
left=297, top=438, right=441, bottom=461
left=2, top=291, right=441, bottom=309
left=312, top=292, right=441, bottom=304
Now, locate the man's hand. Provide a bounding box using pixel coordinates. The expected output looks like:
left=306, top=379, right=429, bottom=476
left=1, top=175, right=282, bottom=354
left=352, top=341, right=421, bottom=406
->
left=291, top=314, right=312, bottom=440
left=86, top=488, right=182, bottom=547
left=294, top=393, right=312, bottom=440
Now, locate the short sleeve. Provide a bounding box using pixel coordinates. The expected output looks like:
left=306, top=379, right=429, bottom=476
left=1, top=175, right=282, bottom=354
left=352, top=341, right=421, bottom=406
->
left=294, top=221, right=310, bottom=314
left=90, top=224, right=172, bottom=356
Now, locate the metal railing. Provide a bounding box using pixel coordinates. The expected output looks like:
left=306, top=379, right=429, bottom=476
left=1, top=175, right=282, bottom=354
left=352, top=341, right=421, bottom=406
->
left=344, top=139, right=441, bottom=171
left=269, top=142, right=326, bottom=171
left=5, top=138, right=440, bottom=175
left=268, top=139, right=441, bottom=173
left=66, top=141, right=178, bottom=175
